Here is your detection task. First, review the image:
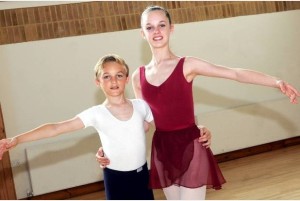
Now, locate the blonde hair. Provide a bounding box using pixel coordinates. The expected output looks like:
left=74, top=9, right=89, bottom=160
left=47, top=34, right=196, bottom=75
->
left=94, top=54, right=129, bottom=79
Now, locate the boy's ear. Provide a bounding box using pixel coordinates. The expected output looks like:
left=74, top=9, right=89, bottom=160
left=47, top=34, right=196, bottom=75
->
left=95, top=78, right=100, bottom=86
left=126, top=76, right=130, bottom=83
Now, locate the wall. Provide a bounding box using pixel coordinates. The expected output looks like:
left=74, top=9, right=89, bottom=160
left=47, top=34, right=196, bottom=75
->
left=1, top=1, right=300, bottom=44
left=0, top=1, right=300, bottom=199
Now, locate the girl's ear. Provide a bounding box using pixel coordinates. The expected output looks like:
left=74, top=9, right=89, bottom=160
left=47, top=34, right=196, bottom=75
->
left=140, top=29, right=146, bottom=39
left=170, top=24, right=174, bottom=34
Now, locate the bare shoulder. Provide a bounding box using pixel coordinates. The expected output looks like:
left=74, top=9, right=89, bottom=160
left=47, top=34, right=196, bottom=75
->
left=183, top=56, right=207, bottom=73
left=132, top=67, right=143, bottom=98
left=132, top=67, right=140, bottom=81
left=184, top=56, right=208, bottom=66
left=132, top=67, right=141, bottom=89
left=183, top=56, right=215, bottom=81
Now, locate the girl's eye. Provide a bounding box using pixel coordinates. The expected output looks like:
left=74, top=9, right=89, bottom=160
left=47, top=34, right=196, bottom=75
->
left=146, top=26, right=152, bottom=31
left=160, top=24, right=166, bottom=28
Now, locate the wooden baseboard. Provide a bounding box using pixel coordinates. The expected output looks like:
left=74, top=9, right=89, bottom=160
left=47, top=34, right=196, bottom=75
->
left=215, top=136, right=300, bottom=163
left=25, top=181, right=105, bottom=200
left=25, top=136, right=300, bottom=200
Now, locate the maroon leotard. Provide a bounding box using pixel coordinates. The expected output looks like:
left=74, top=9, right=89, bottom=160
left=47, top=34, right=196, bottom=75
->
left=140, top=57, right=226, bottom=189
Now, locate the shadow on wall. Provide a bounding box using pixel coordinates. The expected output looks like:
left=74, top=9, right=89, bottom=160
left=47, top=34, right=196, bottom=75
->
left=13, top=133, right=101, bottom=178
left=0, top=50, right=18, bottom=131
left=94, top=85, right=106, bottom=105
left=193, top=85, right=298, bottom=133
left=140, top=41, right=152, bottom=66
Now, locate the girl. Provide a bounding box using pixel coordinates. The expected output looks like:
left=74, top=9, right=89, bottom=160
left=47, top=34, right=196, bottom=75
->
left=131, top=5, right=299, bottom=200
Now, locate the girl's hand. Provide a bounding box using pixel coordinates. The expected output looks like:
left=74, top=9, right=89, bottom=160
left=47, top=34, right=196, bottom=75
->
left=95, top=147, right=110, bottom=168
left=276, top=80, right=300, bottom=104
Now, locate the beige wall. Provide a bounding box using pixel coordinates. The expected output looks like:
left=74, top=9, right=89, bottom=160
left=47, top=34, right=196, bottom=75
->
left=0, top=10, right=299, bottom=199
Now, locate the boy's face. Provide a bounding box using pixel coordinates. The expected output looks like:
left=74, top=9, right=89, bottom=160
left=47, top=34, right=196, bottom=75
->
left=95, top=62, right=129, bottom=97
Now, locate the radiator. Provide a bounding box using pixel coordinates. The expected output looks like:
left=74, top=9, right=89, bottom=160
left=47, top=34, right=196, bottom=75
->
left=25, top=133, right=103, bottom=196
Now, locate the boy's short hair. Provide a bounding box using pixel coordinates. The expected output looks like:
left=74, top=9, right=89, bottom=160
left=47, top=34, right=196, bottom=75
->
left=94, top=54, right=129, bottom=79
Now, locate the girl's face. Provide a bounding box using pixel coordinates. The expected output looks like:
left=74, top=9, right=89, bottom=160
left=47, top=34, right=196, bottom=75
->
left=141, top=10, right=174, bottom=49
left=96, top=62, right=129, bottom=97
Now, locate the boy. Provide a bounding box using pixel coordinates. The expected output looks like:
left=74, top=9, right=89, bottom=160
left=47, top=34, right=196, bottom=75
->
left=0, top=54, right=154, bottom=200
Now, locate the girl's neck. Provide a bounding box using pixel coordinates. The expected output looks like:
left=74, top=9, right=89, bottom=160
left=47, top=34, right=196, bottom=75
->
left=150, top=48, right=176, bottom=65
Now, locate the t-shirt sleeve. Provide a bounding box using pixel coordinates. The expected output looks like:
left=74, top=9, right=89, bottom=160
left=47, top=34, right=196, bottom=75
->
left=76, top=107, right=96, bottom=128
left=140, top=99, right=153, bottom=123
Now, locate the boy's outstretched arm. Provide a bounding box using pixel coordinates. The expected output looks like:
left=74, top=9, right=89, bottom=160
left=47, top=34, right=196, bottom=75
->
left=0, top=117, right=84, bottom=160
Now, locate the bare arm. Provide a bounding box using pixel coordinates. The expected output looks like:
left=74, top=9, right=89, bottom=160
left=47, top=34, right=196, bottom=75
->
left=132, top=68, right=156, bottom=129
left=132, top=68, right=143, bottom=99
left=184, top=57, right=300, bottom=104
left=1, top=117, right=84, bottom=157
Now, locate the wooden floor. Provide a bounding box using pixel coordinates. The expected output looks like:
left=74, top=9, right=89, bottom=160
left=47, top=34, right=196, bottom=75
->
left=68, top=145, right=300, bottom=200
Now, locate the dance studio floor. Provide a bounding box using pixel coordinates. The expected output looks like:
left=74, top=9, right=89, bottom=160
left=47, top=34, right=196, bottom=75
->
left=68, top=145, right=300, bottom=200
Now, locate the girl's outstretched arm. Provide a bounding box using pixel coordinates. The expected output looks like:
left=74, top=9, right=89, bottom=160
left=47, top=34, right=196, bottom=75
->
left=184, top=57, right=300, bottom=104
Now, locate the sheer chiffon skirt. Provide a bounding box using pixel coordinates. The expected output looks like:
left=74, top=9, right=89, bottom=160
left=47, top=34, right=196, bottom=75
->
left=149, top=124, right=226, bottom=190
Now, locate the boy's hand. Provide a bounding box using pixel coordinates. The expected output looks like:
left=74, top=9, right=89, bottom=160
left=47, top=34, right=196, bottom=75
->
left=0, top=138, right=11, bottom=160
left=6, top=138, right=17, bottom=149
left=95, top=147, right=110, bottom=168
left=197, top=125, right=212, bottom=148
left=0, top=139, right=7, bottom=160
left=0, top=138, right=18, bottom=160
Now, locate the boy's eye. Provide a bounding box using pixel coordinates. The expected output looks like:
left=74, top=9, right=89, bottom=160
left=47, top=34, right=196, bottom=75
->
left=160, top=24, right=166, bottom=28
left=101, top=73, right=126, bottom=81
left=117, top=74, right=125, bottom=79
left=102, top=75, right=111, bottom=80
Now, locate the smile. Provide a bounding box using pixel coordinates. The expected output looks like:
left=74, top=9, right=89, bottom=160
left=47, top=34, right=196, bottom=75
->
left=153, top=36, right=163, bottom=41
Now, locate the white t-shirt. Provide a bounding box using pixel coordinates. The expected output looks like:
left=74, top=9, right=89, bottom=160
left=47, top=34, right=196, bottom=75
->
left=77, top=99, right=153, bottom=171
